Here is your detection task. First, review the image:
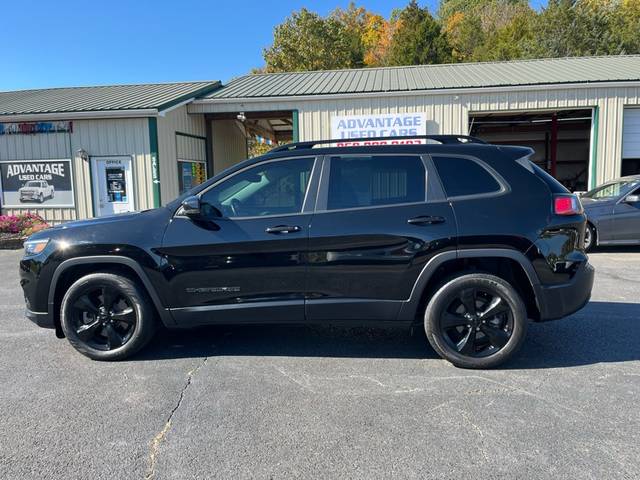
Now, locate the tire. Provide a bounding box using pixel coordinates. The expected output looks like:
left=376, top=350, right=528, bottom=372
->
left=60, top=273, right=157, bottom=361
left=50, top=190, right=55, bottom=199
left=38, top=193, right=44, bottom=203
left=424, top=273, right=528, bottom=369
left=584, top=223, right=596, bottom=252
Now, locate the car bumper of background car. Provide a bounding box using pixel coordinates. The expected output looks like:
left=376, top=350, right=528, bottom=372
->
left=535, top=261, right=595, bottom=321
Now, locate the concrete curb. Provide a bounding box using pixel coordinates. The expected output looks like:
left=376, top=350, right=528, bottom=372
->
left=0, top=236, right=25, bottom=250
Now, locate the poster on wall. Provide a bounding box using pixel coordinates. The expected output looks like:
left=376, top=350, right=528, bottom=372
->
left=330, top=113, right=428, bottom=146
left=106, top=167, right=128, bottom=202
left=0, top=159, right=74, bottom=207
left=178, top=161, right=207, bottom=194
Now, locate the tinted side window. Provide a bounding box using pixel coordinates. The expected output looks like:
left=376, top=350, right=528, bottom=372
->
left=200, top=158, right=314, bottom=218
left=433, top=156, right=501, bottom=197
left=327, top=155, right=426, bottom=210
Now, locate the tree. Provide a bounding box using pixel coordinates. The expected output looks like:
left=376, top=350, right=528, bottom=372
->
left=386, top=1, right=452, bottom=66
left=442, top=0, right=534, bottom=62
left=330, top=3, right=368, bottom=69
left=473, top=8, right=537, bottom=61
left=257, top=0, right=640, bottom=74
left=615, top=0, right=640, bottom=54
left=530, top=0, right=631, bottom=58
left=262, top=9, right=355, bottom=72
left=361, top=13, right=394, bottom=66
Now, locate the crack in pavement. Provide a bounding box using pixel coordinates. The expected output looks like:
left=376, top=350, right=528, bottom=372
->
left=145, top=357, right=208, bottom=480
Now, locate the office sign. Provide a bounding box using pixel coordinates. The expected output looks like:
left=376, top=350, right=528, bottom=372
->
left=0, top=159, right=74, bottom=207
left=330, top=113, right=427, bottom=146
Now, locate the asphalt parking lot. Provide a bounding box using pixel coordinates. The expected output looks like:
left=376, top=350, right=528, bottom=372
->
left=0, top=248, right=639, bottom=479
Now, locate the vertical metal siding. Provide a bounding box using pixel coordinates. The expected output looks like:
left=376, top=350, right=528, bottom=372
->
left=176, top=135, right=206, bottom=162
left=70, top=118, right=152, bottom=217
left=0, top=118, right=152, bottom=223
left=157, top=106, right=206, bottom=203
left=211, top=120, right=247, bottom=174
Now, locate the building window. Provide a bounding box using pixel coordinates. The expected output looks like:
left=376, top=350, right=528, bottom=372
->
left=178, top=160, right=207, bottom=194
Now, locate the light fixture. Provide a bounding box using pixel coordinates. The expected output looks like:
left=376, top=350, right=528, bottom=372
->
left=236, top=112, right=246, bottom=122
left=76, top=148, right=89, bottom=162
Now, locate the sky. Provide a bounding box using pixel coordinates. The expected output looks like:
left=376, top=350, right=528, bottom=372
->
left=2, top=0, right=547, bottom=92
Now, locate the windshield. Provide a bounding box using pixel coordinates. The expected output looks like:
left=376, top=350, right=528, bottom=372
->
left=583, top=180, right=639, bottom=200
left=25, top=181, right=40, bottom=187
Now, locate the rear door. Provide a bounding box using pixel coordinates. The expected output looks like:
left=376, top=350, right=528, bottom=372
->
left=306, top=154, right=456, bottom=322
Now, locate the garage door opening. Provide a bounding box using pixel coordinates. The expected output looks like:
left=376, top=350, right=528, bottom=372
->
left=469, top=109, right=593, bottom=192
left=208, top=111, right=295, bottom=174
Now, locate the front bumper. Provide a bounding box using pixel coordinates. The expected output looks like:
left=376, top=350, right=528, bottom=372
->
left=535, top=261, right=595, bottom=321
left=25, top=308, right=54, bottom=329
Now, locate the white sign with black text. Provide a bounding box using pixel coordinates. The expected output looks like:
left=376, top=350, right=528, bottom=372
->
left=330, top=113, right=428, bottom=146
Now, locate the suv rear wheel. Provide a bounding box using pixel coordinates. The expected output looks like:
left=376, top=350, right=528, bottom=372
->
left=60, top=273, right=156, bottom=360
left=424, top=273, right=528, bottom=369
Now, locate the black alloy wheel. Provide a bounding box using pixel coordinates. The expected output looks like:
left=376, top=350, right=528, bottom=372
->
left=61, top=273, right=156, bottom=360
left=425, top=273, right=528, bottom=369
left=439, top=287, right=513, bottom=358
left=69, top=285, right=137, bottom=351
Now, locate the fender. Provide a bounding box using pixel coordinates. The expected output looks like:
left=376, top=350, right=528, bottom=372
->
left=398, top=248, right=541, bottom=321
left=47, top=255, right=176, bottom=326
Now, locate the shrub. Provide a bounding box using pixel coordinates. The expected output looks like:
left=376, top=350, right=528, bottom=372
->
left=0, top=213, right=49, bottom=237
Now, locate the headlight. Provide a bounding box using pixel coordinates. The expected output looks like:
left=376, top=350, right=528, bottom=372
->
left=24, top=238, right=50, bottom=256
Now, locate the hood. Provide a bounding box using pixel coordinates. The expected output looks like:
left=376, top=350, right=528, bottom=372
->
left=48, top=210, right=146, bottom=231
left=26, top=207, right=173, bottom=246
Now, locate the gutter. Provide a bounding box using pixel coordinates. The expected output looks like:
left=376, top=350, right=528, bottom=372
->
left=0, top=109, right=159, bottom=122
left=190, top=80, right=640, bottom=107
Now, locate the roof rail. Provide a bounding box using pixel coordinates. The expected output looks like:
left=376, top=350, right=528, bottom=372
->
left=269, top=135, right=487, bottom=152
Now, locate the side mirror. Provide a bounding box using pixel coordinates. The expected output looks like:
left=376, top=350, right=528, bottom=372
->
left=624, top=194, right=640, bottom=204
left=180, top=196, right=202, bottom=217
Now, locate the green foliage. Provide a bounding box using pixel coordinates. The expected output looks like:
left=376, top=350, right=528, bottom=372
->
left=386, top=1, right=451, bottom=65
left=262, top=8, right=355, bottom=72
left=259, top=1, right=640, bottom=73
left=532, top=0, right=640, bottom=58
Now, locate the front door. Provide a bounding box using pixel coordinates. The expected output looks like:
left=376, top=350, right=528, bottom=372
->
left=160, top=156, right=319, bottom=326
left=91, top=156, right=135, bottom=216
left=306, top=154, right=457, bottom=322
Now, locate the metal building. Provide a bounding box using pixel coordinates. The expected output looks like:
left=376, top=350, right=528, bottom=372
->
left=2, top=56, right=640, bottom=222
left=0, top=82, right=219, bottom=223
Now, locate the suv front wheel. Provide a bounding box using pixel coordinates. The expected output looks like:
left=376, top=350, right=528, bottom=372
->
left=60, top=273, right=157, bottom=360
left=425, top=273, right=528, bottom=369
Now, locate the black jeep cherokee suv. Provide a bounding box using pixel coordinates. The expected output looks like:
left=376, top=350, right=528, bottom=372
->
left=19, top=135, right=594, bottom=368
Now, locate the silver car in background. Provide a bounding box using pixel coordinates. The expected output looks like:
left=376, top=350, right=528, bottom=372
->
left=581, top=175, right=640, bottom=251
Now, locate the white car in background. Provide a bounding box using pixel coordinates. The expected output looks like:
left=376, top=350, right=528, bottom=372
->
left=19, top=180, right=55, bottom=203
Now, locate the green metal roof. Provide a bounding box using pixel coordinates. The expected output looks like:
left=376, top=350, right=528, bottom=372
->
left=203, top=56, right=640, bottom=99
left=0, top=81, right=221, bottom=116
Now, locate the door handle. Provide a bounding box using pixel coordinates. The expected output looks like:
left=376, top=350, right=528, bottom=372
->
left=407, top=215, right=445, bottom=225
left=265, top=225, right=302, bottom=234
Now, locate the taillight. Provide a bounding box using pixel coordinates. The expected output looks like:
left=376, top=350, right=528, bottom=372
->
left=554, top=195, right=583, bottom=216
